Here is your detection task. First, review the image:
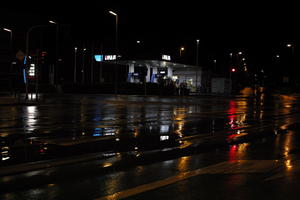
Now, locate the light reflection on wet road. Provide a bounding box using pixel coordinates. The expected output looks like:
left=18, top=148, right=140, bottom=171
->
left=1, top=93, right=300, bottom=165
left=1, top=127, right=300, bottom=200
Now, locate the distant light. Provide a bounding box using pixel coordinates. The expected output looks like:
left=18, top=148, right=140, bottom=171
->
left=94, top=55, right=103, bottom=62
left=3, top=28, right=12, bottom=32
left=230, top=53, right=233, bottom=56
left=109, top=11, right=118, bottom=16
left=104, top=55, right=117, bottom=61
left=74, top=47, right=78, bottom=51
left=83, top=48, right=87, bottom=51
left=242, top=58, right=245, bottom=61
left=231, top=68, right=236, bottom=72
left=213, top=59, right=217, bottom=63
left=180, top=47, right=185, bottom=51
left=49, top=20, right=57, bottom=24
left=196, top=39, right=200, bottom=43
left=28, top=64, right=35, bottom=77
left=276, top=54, right=280, bottom=58
left=160, top=135, right=169, bottom=141
left=238, top=52, right=243, bottom=55
left=287, top=44, right=292, bottom=48
left=137, top=40, right=141, bottom=44
left=162, top=54, right=171, bottom=61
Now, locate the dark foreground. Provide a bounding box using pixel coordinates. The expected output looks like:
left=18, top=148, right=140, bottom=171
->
left=1, top=92, right=300, bottom=199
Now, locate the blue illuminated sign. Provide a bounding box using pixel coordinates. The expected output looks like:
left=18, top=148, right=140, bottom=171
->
left=94, top=55, right=103, bottom=62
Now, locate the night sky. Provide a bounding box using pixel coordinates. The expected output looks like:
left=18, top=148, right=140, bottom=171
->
left=1, top=0, right=299, bottom=75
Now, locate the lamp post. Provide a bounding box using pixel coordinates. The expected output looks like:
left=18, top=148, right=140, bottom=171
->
left=109, top=11, right=119, bottom=95
left=49, top=20, right=60, bottom=85
left=213, top=59, right=217, bottom=72
left=82, top=48, right=87, bottom=84
left=286, top=43, right=295, bottom=56
left=3, top=28, right=14, bottom=96
left=3, top=28, right=12, bottom=64
left=196, top=39, right=199, bottom=94
left=180, top=47, right=185, bottom=57
left=74, top=47, right=77, bottom=84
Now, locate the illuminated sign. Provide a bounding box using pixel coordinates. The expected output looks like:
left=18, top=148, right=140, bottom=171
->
left=94, top=55, right=103, bottom=62
left=28, top=64, right=35, bottom=77
left=104, top=55, right=117, bottom=61
left=162, top=54, right=171, bottom=61
left=160, top=135, right=169, bottom=141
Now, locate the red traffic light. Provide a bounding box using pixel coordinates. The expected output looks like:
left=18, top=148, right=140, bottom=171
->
left=231, top=68, right=236, bottom=72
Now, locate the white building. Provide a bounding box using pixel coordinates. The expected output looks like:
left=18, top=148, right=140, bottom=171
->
left=114, top=60, right=202, bottom=92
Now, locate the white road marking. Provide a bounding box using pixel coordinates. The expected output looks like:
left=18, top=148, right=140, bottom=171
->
left=95, top=160, right=280, bottom=200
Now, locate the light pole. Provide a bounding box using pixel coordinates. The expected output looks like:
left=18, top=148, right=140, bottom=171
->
left=3, top=28, right=13, bottom=67
left=82, top=48, right=87, bottom=84
left=74, top=47, right=77, bottom=84
left=3, top=28, right=13, bottom=94
left=213, top=59, right=217, bottom=72
left=196, top=39, right=199, bottom=94
left=109, top=10, right=119, bottom=95
left=286, top=43, right=295, bottom=56
left=49, top=20, right=60, bottom=85
left=196, top=40, right=199, bottom=65
left=180, top=47, right=185, bottom=57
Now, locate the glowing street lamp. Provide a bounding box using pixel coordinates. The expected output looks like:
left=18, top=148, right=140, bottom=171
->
left=74, top=47, right=78, bottom=83
left=48, top=20, right=57, bottom=24
left=180, top=47, right=185, bottom=57
left=109, top=10, right=119, bottom=95
left=286, top=43, right=295, bottom=55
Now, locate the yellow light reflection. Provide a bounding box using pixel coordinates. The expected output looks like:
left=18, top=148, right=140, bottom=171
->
left=133, top=128, right=139, bottom=137
left=177, top=156, right=190, bottom=172
left=103, top=163, right=113, bottom=168
left=173, top=107, right=187, bottom=138
left=285, top=160, right=293, bottom=170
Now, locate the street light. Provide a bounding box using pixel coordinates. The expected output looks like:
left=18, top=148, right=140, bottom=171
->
left=109, top=10, right=119, bottom=95
left=286, top=43, right=295, bottom=55
left=213, top=59, right=217, bottom=72
left=3, top=28, right=13, bottom=68
left=196, top=39, right=200, bottom=94
left=49, top=20, right=57, bottom=24
left=180, top=47, right=185, bottom=57
left=82, top=48, right=87, bottom=84
left=196, top=40, right=200, bottom=65
left=3, top=28, right=14, bottom=95
left=48, top=20, right=60, bottom=85
left=74, top=47, right=77, bottom=84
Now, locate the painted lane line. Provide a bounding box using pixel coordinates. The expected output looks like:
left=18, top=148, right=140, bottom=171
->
left=95, top=160, right=280, bottom=200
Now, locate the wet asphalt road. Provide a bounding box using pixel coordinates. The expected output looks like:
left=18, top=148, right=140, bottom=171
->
left=1, top=91, right=300, bottom=199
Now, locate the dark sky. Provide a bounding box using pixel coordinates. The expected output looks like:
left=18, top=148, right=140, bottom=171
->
left=1, top=0, right=299, bottom=73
